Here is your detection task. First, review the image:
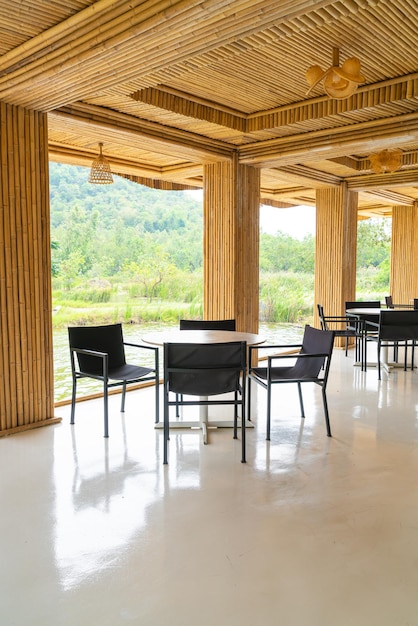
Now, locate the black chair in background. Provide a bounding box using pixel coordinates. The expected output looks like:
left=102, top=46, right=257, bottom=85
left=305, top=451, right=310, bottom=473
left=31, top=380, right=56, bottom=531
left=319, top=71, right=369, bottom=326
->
left=248, top=325, right=334, bottom=441
left=364, top=310, right=418, bottom=379
left=317, top=304, right=362, bottom=360
left=68, top=323, right=159, bottom=437
left=179, top=319, right=236, bottom=331
left=345, top=300, right=381, bottom=366
left=345, top=300, right=381, bottom=316
left=163, top=341, right=247, bottom=464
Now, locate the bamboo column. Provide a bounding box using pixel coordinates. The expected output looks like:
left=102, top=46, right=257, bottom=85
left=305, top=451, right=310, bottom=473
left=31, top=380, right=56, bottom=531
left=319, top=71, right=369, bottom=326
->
left=0, top=102, right=60, bottom=435
left=314, top=184, right=358, bottom=346
left=203, top=155, right=260, bottom=333
left=390, top=203, right=418, bottom=304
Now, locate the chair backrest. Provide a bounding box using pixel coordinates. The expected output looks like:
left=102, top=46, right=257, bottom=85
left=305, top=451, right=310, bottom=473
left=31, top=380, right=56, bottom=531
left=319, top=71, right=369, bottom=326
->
left=164, top=341, right=246, bottom=396
left=345, top=300, right=381, bottom=309
left=68, top=323, right=126, bottom=373
left=293, top=325, right=334, bottom=378
left=385, top=296, right=394, bottom=308
left=179, top=319, right=236, bottom=331
left=379, top=310, right=418, bottom=341
left=316, top=304, right=327, bottom=330
left=414, top=299, right=418, bottom=310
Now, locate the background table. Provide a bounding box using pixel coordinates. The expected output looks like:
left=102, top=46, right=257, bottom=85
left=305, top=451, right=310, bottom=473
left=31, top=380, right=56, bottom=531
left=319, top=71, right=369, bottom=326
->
left=346, top=308, right=418, bottom=372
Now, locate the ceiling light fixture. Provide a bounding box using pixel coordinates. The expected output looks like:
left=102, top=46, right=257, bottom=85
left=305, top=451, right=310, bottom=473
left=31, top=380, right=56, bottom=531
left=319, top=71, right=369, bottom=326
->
left=369, top=149, right=403, bottom=174
left=88, top=142, right=114, bottom=184
left=306, top=47, right=365, bottom=100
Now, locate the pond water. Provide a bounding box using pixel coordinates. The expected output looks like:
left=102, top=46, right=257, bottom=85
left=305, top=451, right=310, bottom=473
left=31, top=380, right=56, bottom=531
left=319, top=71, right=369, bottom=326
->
left=54, top=322, right=305, bottom=403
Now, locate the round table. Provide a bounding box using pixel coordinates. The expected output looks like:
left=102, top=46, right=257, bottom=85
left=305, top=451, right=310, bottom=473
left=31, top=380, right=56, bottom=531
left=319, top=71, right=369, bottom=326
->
left=142, top=328, right=265, bottom=347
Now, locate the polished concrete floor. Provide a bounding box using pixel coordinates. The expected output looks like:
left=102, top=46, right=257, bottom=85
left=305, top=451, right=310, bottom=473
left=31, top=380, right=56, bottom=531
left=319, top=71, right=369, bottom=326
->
left=2, top=347, right=418, bottom=625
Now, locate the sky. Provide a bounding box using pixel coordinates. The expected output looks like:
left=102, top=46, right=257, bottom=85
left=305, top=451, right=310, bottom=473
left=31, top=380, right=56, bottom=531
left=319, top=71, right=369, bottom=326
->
left=260, top=204, right=315, bottom=238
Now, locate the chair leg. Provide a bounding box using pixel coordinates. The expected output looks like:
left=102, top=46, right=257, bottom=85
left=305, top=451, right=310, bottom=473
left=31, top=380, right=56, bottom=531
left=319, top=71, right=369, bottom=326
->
left=297, top=382, right=305, bottom=418
left=120, top=381, right=127, bottom=412
left=104, top=381, right=109, bottom=438
left=155, top=378, right=160, bottom=424
left=163, top=386, right=169, bottom=465
left=247, top=377, right=252, bottom=422
left=322, top=388, right=331, bottom=437
left=377, top=343, right=382, bottom=380
left=233, top=390, right=238, bottom=439
left=241, top=400, right=246, bottom=464
left=266, top=383, right=272, bottom=441
left=70, top=378, right=77, bottom=424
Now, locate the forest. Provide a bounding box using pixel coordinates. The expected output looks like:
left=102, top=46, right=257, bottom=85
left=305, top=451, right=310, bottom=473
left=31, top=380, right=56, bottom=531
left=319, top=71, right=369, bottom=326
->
left=50, top=162, right=391, bottom=327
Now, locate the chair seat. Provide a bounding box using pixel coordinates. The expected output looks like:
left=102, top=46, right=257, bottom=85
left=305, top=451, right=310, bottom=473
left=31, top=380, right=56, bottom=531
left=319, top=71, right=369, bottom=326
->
left=108, top=363, right=153, bottom=381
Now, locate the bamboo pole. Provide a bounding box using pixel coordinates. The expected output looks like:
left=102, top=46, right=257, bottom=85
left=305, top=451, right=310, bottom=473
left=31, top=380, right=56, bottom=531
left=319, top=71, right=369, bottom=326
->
left=0, top=102, right=57, bottom=434
left=203, top=156, right=260, bottom=333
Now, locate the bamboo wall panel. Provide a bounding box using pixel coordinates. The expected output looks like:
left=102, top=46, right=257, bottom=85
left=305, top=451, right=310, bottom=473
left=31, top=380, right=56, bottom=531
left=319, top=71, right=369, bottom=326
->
left=203, top=157, right=260, bottom=333
left=0, top=102, right=58, bottom=435
left=314, top=185, right=358, bottom=347
left=390, top=204, right=418, bottom=304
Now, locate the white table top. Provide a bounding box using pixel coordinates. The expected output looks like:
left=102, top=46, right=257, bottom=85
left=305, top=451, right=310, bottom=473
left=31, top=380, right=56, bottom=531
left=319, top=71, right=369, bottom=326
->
left=346, top=307, right=416, bottom=316
left=346, top=307, right=383, bottom=316
left=142, top=329, right=265, bottom=347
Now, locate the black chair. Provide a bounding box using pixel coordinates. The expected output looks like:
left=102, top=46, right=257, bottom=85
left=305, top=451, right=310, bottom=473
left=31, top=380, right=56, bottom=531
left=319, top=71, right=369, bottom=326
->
left=364, top=310, right=418, bottom=379
left=163, top=341, right=247, bottom=464
left=68, top=323, right=159, bottom=437
left=176, top=319, right=236, bottom=414
left=179, top=319, right=236, bottom=331
left=248, top=325, right=334, bottom=441
left=345, top=300, right=381, bottom=367
left=317, top=304, right=362, bottom=359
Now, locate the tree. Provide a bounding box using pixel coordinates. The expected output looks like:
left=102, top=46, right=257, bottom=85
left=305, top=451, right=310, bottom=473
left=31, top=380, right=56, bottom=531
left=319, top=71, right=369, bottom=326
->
left=122, top=239, right=176, bottom=301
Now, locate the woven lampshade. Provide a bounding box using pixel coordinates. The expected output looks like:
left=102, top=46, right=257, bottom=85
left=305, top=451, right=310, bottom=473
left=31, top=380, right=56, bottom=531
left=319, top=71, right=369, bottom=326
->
left=369, top=149, right=402, bottom=174
left=88, top=143, right=114, bottom=184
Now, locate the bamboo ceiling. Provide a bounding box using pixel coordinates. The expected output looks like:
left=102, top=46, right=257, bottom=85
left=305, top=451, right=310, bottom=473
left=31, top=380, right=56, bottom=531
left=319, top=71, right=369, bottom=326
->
left=2, top=0, right=418, bottom=216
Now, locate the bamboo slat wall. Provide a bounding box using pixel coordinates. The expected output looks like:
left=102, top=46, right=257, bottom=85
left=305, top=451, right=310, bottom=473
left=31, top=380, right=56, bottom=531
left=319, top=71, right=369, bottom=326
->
left=390, top=204, right=418, bottom=305
left=314, top=185, right=358, bottom=347
left=0, top=103, right=59, bottom=435
left=203, top=157, right=260, bottom=333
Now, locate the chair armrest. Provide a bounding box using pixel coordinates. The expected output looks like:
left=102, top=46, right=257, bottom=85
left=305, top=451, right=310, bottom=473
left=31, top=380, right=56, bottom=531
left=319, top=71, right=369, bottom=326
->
left=71, top=347, right=107, bottom=358
left=123, top=341, right=159, bottom=373
left=249, top=343, right=302, bottom=368
left=124, top=341, right=158, bottom=352
left=249, top=343, right=303, bottom=351
left=365, top=320, right=379, bottom=329
left=323, top=315, right=351, bottom=321
left=267, top=351, right=329, bottom=365
left=70, top=347, right=108, bottom=378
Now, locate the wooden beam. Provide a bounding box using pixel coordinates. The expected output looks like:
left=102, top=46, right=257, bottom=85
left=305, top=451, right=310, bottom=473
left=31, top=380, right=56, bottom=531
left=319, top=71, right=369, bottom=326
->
left=347, top=169, right=418, bottom=191
left=48, top=143, right=204, bottom=182
left=50, top=103, right=235, bottom=162
left=239, top=112, right=418, bottom=168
